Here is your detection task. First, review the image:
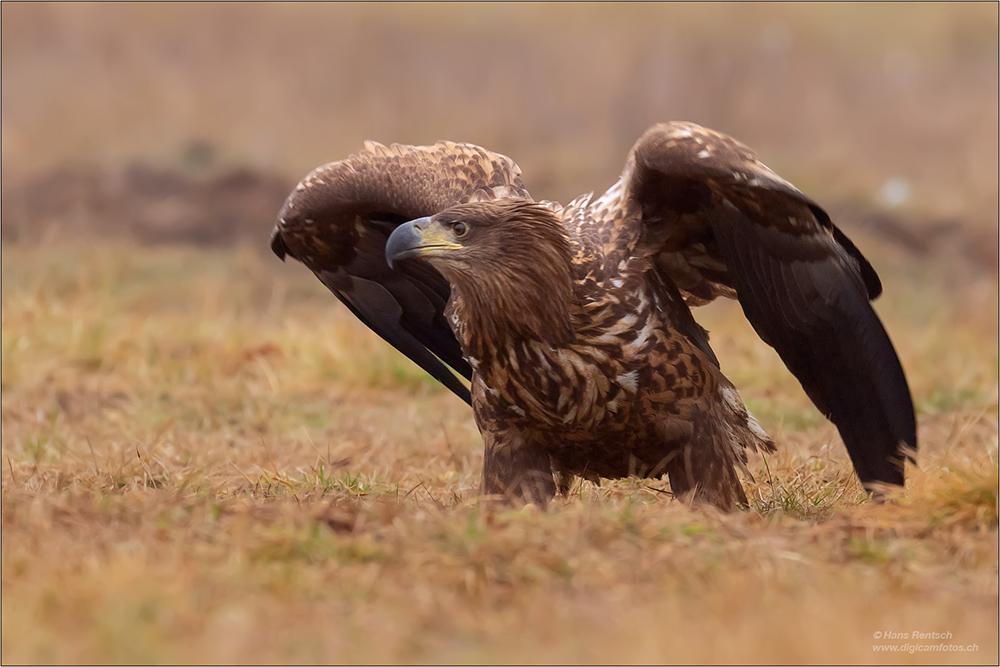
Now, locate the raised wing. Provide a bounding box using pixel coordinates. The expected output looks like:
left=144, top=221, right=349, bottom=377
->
left=272, top=141, right=530, bottom=404
left=624, top=121, right=916, bottom=489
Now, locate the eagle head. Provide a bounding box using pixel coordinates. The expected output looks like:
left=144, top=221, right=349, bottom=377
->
left=386, top=199, right=576, bottom=349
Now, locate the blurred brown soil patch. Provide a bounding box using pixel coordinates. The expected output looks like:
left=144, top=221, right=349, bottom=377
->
left=829, top=202, right=1000, bottom=278
left=0, top=163, right=293, bottom=246
left=2, top=163, right=995, bottom=277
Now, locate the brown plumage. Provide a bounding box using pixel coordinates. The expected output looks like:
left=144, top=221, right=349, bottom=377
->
left=271, top=122, right=917, bottom=510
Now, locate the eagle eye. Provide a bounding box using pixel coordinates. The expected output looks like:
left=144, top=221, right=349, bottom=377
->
left=452, top=221, right=468, bottom=238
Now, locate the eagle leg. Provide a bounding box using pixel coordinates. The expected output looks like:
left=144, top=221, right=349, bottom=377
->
left=480, top=430, right=556, bottom=508
left=662, top=410, right=749, bottom=512
left=551, top=460, right=576, bottom=497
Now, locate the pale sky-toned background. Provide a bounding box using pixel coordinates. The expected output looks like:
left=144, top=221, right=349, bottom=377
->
left=2, top=3, right=997, bottom=224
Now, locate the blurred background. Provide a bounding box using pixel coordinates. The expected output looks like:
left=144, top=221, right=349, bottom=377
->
left=1, top=2, right=997, bottom=258
left=2, top=9, right=997, bottom=663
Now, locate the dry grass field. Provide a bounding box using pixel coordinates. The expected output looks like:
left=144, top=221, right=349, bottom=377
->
left=2, top=3, right=998, bottom=665
left=1, top=238, right=996, bottom=664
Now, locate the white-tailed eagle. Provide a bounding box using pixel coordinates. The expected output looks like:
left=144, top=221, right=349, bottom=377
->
left=270, top=122, right=916, bottom=510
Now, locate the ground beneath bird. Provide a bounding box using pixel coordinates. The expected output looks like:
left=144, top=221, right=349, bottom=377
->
left=1, top=242, right=996, bottom=664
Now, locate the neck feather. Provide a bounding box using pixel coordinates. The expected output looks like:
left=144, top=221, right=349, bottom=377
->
left=446, top=204, right=575, bottom=361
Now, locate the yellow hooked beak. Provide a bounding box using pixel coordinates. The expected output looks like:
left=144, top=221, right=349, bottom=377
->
left=385, top=216, right=464, bottom=268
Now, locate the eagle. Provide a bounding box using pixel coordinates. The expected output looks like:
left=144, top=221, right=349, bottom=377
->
left=270, top=122, right=916, bottom=511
